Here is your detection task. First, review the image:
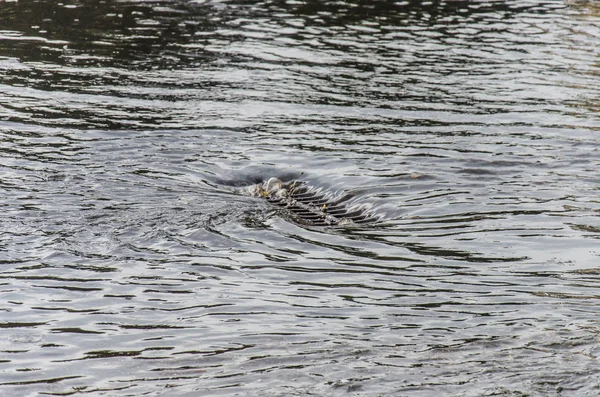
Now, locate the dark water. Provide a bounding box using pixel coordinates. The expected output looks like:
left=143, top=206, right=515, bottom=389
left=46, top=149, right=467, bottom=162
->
left=2, top=0, right=600, bottom=395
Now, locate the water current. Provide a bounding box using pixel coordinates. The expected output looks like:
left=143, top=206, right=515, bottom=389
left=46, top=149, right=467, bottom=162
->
left=1, top=0, right=600, bottom=395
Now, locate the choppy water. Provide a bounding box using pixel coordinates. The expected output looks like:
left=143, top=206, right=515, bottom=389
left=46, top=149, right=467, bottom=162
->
left=2, top=0, right=600, bottom=396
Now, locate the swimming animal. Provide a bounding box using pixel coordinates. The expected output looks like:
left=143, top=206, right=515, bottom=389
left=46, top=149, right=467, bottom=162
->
left=247, top=177, right=374, bottom=226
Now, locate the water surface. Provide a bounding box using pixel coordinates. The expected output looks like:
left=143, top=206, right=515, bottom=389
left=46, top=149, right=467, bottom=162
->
left=2, top=0, right=600, bottom=396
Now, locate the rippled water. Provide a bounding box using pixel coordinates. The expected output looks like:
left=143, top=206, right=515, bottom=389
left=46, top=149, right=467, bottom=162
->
left=2, top=0, right=600, bottom=395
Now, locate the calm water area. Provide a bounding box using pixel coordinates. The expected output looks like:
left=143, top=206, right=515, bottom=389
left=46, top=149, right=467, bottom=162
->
left=1, top=0, right=600, bottom=395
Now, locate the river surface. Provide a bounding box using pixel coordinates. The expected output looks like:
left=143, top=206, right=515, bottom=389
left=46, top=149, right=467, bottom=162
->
left=2, top=0, right=600, bottom=396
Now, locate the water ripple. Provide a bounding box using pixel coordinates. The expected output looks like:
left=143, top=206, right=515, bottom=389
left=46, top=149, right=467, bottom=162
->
left=2, top=0, right=600, bottom=396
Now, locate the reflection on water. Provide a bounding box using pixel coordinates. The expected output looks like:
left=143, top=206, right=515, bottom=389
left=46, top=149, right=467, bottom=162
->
left=2, top=0, right=600, bottom=395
